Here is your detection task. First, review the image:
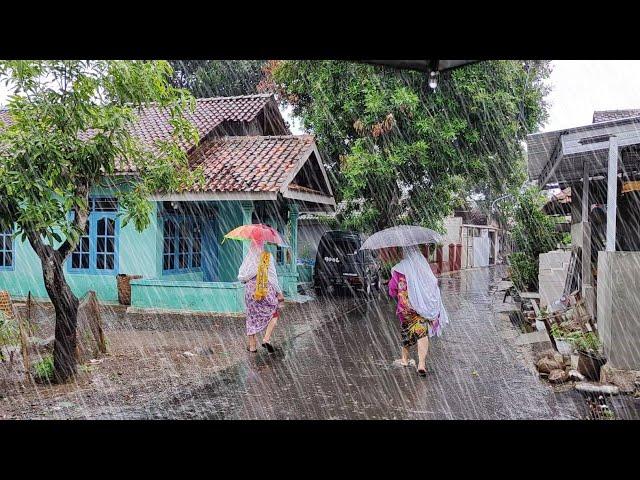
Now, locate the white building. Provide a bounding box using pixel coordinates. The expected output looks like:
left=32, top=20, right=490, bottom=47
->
left=442, top=214, right=502, bottom=270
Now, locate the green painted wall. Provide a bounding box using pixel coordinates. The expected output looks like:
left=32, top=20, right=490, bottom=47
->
left=131, top=278, right=244, bottom=313
left=162, top=271, right=204, bottom=282
left=215, top=202, right=245, bottom=282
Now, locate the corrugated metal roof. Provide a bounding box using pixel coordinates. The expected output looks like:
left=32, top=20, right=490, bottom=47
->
left=593, top=109, right=640, bottom=123
left=527, top=115, right=640, bottom=183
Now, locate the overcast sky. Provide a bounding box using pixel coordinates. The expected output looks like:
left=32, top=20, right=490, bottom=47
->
left=2, top=60, right=640, bottom=134
left=542, top=60, right=640, bottom=131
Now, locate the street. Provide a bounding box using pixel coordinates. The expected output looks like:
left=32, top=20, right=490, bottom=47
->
left=155, top=267, right=584, bottom=419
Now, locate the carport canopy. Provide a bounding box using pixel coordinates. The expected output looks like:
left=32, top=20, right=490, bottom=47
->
left=362, top=60, right=477, bottom=73
left=527, top=115, right=640, bottom=188
left=527, top=115, right=640, bottom=253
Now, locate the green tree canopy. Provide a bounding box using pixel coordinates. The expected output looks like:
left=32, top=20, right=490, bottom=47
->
left=0, top=60, right=200, bottom=381
left=268, top=60, right=550, bottom=232
left=169, top=60, right=267, bottom=98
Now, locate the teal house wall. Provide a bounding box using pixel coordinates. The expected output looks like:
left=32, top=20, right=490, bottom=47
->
left=130, top=199, right=301, bottom=312
left=0, top=192, right=160, bottom=304
left=0, top=96, right=335, bottom=314
left=0, top=190, right=300, bottom=313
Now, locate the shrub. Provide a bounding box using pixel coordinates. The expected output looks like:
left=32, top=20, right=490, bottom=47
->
left=550, top=323, right=569, bottom=339
left=0, top=311, right=20, bottom=349
left=34, top=355, right=55, bottom=382
left=508, top=187, right=560, bottom=291
left=509, top=252, right=538, bottom=291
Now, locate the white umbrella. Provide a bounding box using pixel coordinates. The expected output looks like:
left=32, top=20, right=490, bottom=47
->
left=359, top=225, right=442, bottom=250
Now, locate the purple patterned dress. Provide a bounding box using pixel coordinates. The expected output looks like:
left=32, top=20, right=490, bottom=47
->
left=388, top=270, right=441, bottom=346
left=244, top=277, right=279, bottom=335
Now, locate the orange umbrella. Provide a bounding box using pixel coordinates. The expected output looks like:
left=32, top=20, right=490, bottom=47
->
left=223, top=224, right=288, bottom=247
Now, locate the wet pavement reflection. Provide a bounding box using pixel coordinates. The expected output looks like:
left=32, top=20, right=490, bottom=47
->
left=158, top=267, right=587, bottom=419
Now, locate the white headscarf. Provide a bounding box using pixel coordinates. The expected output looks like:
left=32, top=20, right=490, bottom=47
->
left=391, top=245, right=449, bottom=326
left=237, top=240, right=282, bottom=293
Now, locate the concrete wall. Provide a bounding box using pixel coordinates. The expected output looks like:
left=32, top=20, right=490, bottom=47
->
left=571, top=222, right=583, bottom=249
left=597, top=251, right=640, bottom=370
left=443, top=216, right=463, bottom=245
left=538, top=250, right=571, bottom=308
left=442, top=216, right=462, bottom=265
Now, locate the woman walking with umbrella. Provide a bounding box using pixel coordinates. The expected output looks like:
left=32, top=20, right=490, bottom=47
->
left=361, top=226, right=449, bottom=377
left=225, top=224, right=286, bottom=353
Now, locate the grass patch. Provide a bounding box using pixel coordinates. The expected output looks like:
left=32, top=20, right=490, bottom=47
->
left=33, top=355, right=55, bottom=383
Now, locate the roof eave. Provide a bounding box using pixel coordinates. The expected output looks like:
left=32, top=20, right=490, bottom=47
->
left=148, top=191, right=278, bottom=202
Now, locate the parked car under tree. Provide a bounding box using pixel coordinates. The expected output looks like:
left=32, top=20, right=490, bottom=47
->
left=313, top=230, right=380, bottom=296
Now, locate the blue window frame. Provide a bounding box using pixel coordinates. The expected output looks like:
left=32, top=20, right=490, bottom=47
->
left=0, top=227, right=14, bottom=271
left=68, top=197, right=119, bottom=275
left=162, top=216, right=202, bottom=274
left=276, top=244, right=286, bottom=265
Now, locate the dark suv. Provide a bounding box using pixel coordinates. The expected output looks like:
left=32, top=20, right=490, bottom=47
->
left=313, top=230, right=380, bottom=296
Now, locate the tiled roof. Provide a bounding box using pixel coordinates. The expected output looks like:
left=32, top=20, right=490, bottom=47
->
left=454, top=208, right=488, bottom=226
left=1, top=94, right=273, bottom=152
left=592, top=109, right=640, bottom=123
left=127, top=94, right=273, bottom=151
left=190, top=135, right=316, bottom=193
left=543, top=187, right=572, bottom=215
left=2, top=96, right=327, bottom=197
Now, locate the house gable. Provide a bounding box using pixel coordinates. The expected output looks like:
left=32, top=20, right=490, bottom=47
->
left=206, top=97, right=290, bottom=138
left=280, top=146, right=335, bottom=210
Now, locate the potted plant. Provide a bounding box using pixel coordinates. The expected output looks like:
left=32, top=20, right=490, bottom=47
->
left=550, top=323, right=574, bottom=356
left=570, top=331, right=606, bottom=381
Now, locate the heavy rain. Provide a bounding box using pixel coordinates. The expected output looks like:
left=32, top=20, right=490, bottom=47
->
left=1, top=60, right=639, bottom=421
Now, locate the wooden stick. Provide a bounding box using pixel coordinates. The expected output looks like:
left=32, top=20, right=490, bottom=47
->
left=531, top=298, right=542, bottom=317
left=89, top=291, right=107, bottom=354
left=18, top=315, right=31, bottom=377
left=542, top=315, right=558, bottom=351
left=26, top=291, right=33, bottom=336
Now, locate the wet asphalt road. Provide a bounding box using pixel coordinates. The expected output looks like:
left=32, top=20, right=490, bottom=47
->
left=160, top=267, right=587, bottom=420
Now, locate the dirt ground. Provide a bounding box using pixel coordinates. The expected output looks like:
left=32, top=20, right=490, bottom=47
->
left=0, top=295, right=358, bottom=419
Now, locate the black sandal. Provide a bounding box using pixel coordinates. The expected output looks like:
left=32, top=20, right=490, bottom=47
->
left=262, top=342, right=277, bottom=354
left=417, top=368, right=427, bottom=377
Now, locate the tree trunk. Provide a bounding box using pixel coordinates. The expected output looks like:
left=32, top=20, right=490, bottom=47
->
left=26, top=190, right=88, bottom=383
left=375, top=190, right=400, bottom=231
left=39, top=249, right=79, bottom=382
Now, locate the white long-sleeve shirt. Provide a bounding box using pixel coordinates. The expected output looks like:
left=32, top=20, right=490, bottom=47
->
left=237, top=245, right=282, bottom=293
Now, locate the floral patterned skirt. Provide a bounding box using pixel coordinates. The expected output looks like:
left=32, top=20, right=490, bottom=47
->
left=244, top=278, right=278, bottom=336
left=399, top=309, right=441, bottom=347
